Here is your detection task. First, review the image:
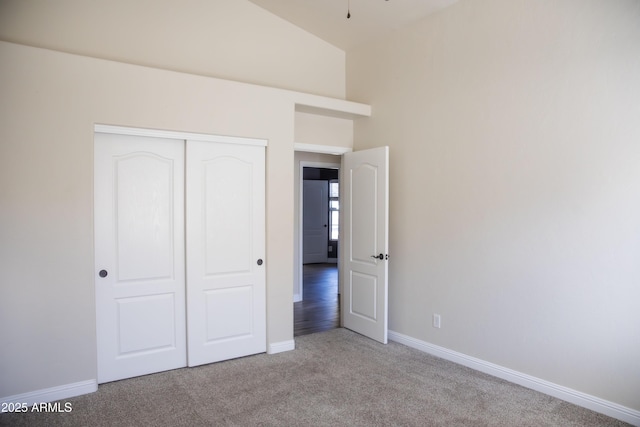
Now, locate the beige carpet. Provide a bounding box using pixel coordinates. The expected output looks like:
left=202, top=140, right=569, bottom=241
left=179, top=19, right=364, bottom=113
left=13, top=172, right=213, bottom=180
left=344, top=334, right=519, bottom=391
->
left=0, top=328, right=630, bottom=426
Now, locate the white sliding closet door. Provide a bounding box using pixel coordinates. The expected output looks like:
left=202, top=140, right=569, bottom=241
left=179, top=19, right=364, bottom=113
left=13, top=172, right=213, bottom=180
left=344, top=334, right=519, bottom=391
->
left=95, top=133, right=187, bottom=383
left=95, top=129, right=267, bottom=382
left=186, top=140, right=266, bottom=367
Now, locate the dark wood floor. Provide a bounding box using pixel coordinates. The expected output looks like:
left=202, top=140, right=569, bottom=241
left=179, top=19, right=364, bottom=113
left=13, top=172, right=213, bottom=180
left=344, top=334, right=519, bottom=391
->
left=294, top=263, right=340, bottom=337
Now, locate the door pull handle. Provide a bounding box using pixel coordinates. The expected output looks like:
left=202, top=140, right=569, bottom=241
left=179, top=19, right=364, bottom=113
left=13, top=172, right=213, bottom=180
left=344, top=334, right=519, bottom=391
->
left=370, top=254, right=389, bottom=260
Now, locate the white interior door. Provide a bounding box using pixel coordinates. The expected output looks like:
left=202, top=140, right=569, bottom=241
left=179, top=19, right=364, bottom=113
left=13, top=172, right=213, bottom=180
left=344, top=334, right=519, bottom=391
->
left=303, top=180, right=329, bottom=264
left=342, top=146, right=389, bottom=344
left=186, top=140, right=266, bottom=367
left=94, top=133, right=187, bottom=383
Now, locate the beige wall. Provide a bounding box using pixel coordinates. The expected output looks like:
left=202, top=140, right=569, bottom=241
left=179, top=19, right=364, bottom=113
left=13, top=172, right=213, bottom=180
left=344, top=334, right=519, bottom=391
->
left=0, top=38, right=349, bottom=398
left=294, top=112, right=353, bottom=148
left=347, top=0, right=640, bottom=410
left=0, top=0, right=345, bottom=98
left=0, top=0, right=351, bottom=401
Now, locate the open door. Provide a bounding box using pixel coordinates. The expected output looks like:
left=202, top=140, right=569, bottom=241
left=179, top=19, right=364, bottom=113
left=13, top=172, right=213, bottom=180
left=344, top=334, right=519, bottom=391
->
left=342, top=146, right=389, bottom=344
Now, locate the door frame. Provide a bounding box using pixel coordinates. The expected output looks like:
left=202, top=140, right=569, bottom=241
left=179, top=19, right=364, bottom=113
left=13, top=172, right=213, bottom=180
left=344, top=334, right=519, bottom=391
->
left=297, top=160, right=341, bottom=302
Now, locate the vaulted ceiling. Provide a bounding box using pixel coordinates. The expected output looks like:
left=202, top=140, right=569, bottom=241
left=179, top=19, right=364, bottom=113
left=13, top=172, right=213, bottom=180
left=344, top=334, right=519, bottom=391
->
left=248, top=0, right=458, bottom=51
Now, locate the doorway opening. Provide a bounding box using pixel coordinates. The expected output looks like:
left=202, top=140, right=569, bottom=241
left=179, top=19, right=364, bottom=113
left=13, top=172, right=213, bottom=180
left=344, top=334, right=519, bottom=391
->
left=295, top=165, right=340, bottom=336
left=294, top=263, right=339, bottom=336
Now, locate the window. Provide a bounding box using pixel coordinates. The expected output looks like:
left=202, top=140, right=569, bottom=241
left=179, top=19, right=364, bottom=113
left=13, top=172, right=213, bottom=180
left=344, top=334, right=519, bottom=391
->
left=329, top=180, right=339, bottom=240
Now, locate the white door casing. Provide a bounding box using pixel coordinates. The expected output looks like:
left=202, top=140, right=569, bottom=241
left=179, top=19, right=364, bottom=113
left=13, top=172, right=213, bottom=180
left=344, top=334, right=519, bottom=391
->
left=342, top=146, right=389, bottom=344
left=186, top=140, right=266, bottom=367
left=303, top=180, right=329, bottom=264
left=94, top=133, right=187, bottom=383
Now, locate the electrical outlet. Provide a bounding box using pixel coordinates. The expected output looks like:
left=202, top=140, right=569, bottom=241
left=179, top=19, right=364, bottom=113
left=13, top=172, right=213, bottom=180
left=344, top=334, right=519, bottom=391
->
left=433, top=314, right=441, bottom=329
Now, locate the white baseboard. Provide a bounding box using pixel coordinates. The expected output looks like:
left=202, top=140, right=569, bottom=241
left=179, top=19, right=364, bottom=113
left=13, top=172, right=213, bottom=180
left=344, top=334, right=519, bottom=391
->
left=388, top=330, right=640, bottom=426
left=293, top=293, right=302, bottom=303
left=1, top=379, right=97, bottom=407
left=268, top=339, right=295, bottom=354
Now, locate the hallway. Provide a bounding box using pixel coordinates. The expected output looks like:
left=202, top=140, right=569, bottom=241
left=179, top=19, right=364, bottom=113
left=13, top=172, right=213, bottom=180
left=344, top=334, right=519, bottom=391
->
left=294, top=263, right=339, bottom=336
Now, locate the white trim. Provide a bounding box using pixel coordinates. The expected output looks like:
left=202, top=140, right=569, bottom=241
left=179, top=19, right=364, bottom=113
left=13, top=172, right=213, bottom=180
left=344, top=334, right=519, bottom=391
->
left=294, top=143, right=351, bottom=155
left=293, top=293, right=302, bottom=303
left=94, top=124, right=267, bottom=147
left=1, top=380, right=98, bottom=406
left=388, top=330, right=640, bottom=426
left=268, top=340, right=295, bottom=354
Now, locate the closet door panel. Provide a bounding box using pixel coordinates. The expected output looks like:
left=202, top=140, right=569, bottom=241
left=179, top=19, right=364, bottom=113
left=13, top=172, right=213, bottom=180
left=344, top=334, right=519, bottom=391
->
left=203, top=156, right=252, bottom=275
left=186, top=140, right=266, bottom=366
left=94, top=133, right=186, bottom=383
